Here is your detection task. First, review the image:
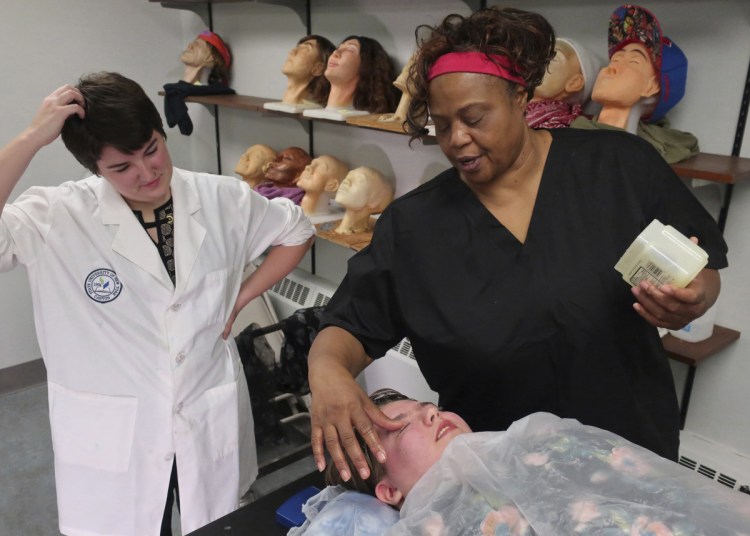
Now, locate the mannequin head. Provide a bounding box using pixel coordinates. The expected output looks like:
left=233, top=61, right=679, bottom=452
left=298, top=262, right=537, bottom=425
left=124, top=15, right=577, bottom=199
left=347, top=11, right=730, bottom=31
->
left=180, top=31, right=232, bottom=86
left=235, top=144, right=276, bottom=188
left=262, top=146, right=311, bottom=187
left=533, top=38, right=600, bottom=105
left=325, top=36, right=398, bottom=113
left=281, top=35, right=335, bottom=106
left=593, top=42, right=660, bottom=109
left=297, top=155, right=349, bottom=215
left=334, top=166, right=394, bottom=234
left=593, top=4, right=687, bottom=128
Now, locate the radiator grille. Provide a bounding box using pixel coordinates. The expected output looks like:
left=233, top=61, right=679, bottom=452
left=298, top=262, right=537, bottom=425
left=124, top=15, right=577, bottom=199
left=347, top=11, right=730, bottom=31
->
left=313, top=292, right=330, bottom=307
left=271, top=278, right=310, bottom=306
left=679, top=455, right=744, bottom=491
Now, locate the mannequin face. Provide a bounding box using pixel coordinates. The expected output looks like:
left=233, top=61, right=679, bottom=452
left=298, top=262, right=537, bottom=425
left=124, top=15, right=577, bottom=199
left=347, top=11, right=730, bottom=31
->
left=263, top=147, right=310, bottom=186
left=335, top=167, right=374, bottom=209
left=297, top=156, right=339, bottom=193
left=592, top=43, right=659, bottom=107
left=325, top=39, right=361, bottom=85
left=374, top=399, right=470, bottom=502
left=282, top=39, right=325, bottom=79
left=180, top=38, right=215, bottom=68
left=533, top=41, right=582, bottom=102
left=235, top=145, right=275, bottom=179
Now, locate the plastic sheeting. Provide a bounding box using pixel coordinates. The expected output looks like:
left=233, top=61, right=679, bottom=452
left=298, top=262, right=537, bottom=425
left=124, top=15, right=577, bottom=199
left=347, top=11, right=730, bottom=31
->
left=388, top=413, right=750, bottom=535
left=290, top=485, right=400, bottom=536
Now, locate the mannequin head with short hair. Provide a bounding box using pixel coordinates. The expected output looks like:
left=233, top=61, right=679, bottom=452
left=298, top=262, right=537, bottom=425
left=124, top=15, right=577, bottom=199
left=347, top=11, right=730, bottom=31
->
left=180, top=31, right=231, bottom=86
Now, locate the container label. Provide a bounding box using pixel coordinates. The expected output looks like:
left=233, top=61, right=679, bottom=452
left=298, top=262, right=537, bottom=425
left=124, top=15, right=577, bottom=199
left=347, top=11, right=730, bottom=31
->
left=627, top=261, right=675, bottom=287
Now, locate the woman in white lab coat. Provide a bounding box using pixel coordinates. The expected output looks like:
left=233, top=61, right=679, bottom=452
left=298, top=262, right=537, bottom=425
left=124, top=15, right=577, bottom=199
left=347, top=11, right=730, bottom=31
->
left=0, top=72, right=315, bottom=536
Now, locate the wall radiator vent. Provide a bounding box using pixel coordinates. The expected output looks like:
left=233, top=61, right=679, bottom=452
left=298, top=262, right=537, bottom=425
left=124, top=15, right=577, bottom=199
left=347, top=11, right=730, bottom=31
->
left=267, top=268, right=338, bottom=320
left=679, top=430, right=750, bottom=495
left=271, top=278, right=310, bottom=307
left=312, top=292, right=330, bottom=308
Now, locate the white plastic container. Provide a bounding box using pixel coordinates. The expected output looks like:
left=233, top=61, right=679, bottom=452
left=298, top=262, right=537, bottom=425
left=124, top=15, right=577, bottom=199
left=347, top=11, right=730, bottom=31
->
left=669, top=302, right=718, bottom=342
left=615, top=219, right=708, bottom=288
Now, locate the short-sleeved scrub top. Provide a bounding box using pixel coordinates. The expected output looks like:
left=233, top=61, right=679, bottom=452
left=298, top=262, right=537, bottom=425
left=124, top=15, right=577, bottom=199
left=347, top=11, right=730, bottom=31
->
left=322, top=128, right=728, bottom=460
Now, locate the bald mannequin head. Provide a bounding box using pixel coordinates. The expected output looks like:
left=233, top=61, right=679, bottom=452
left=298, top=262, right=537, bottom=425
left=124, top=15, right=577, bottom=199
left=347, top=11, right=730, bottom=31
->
left=297, top=155, right=349, bottom=215
left=334, top=166, right=393, bottom=234
left=262, top=146, right=311, bottom=187
left=235, top=144, right=276, bottom=188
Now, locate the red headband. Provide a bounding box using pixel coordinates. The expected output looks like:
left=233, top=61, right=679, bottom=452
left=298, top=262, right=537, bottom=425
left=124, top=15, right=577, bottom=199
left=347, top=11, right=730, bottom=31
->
left=198, top=31, right=231, bottom=68
left=427, top=51, right=526, bottom=87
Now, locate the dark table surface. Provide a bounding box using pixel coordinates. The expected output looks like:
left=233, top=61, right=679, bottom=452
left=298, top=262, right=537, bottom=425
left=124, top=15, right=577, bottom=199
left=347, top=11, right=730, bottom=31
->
left=189, top=470, right=325, bottom=536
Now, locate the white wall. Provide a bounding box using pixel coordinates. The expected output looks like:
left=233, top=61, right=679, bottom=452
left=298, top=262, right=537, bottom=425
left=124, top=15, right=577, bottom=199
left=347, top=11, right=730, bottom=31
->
left=0, top=1, right=199, bottom=368
left=1, top=0, right=748, bottom=457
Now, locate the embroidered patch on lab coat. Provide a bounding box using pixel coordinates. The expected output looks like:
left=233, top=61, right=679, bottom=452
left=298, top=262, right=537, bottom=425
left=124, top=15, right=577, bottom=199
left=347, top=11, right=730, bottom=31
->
left=84, top=269, right=123, bottom=303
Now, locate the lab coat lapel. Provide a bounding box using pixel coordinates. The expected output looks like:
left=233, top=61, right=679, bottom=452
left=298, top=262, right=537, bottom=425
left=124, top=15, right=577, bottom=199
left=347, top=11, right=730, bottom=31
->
left=99, top=178, right=175, bottom=292
left=170, top=170, right=206, bottom=295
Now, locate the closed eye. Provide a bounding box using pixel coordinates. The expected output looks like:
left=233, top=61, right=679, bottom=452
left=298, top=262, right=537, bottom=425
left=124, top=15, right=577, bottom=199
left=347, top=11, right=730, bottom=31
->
left=396, top=422, right=410, bottom=436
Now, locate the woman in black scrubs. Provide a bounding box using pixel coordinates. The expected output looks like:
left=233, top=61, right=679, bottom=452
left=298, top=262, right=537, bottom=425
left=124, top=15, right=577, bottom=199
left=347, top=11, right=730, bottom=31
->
left=308, top=6, right=727, bottom=482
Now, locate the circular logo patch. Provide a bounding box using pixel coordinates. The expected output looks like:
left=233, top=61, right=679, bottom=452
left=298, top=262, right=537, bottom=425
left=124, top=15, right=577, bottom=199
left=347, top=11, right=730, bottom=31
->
left=84, top=269, right=123, bottom=303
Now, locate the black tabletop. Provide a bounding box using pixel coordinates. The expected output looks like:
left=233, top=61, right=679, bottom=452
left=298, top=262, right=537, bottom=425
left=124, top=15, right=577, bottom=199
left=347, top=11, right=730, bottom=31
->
left=189, top=471, right=325, bottom=536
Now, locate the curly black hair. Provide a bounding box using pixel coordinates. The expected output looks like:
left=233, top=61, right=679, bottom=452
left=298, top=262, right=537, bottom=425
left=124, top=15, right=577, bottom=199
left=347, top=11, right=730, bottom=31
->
left=405, top=6, right=555, bottom=139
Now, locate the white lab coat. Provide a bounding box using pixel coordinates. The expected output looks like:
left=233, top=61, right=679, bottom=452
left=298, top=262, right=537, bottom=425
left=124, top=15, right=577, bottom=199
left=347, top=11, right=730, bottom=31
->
left=0, top=168, right=314, bottom=535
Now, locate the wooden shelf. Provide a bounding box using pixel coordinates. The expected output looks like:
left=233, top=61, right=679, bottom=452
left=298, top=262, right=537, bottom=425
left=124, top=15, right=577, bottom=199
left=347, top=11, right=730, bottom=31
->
left=173, top=92, right=438, bottom=141
left=670, top=152, right=750, bottom=184
left=187, top=94, right=274, bottom=112
left=169, top=93, right=750, bottom=180
left=662, top=324, right=740, bottom=366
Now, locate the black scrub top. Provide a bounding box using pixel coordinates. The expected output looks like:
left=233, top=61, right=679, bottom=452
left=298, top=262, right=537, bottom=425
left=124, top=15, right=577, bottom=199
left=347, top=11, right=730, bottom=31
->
left=322, top=128, right=728, bottom=460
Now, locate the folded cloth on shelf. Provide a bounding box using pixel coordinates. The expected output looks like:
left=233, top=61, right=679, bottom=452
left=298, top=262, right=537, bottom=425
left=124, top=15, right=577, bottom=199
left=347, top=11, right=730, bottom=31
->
left=162, top=80, right=235, bottom=135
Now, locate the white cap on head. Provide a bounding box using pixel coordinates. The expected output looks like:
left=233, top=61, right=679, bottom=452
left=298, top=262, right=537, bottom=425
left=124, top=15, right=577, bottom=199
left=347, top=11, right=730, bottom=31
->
left=557, top=37, right=604, bottom=105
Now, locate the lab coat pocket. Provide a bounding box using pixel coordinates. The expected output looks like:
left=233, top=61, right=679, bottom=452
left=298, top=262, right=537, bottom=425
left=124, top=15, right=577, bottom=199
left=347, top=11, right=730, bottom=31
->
left=204, top=379, right=240, bottom=461
left=48, top=382, right=137, bottom=473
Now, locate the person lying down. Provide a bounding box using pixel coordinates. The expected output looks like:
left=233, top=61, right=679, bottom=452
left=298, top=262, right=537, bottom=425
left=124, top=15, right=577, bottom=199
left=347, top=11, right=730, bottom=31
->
left=320, top=388, right=750, bottom=535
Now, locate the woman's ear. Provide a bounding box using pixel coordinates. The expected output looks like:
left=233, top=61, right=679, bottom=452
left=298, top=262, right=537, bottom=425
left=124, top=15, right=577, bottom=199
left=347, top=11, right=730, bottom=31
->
left=375, top=479, right=404, bottom=507
left=511, top=83, right=528, bottom=109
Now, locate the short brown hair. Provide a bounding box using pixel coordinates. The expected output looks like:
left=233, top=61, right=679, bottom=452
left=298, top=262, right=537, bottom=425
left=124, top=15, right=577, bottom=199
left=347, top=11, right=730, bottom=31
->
left=61, top=72, right=166, bottom=175
left=323, top=388, right=414, bottom=495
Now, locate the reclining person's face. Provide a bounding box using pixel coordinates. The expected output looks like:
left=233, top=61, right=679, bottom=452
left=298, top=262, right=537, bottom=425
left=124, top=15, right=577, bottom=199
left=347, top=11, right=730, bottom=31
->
left=374, top=400, right=471, bottom=506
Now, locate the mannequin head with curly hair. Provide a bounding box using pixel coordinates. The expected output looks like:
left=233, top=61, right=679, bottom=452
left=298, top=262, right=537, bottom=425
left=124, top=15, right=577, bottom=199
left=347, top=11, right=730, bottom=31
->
left=405, top=7, right=555, bottom=139
left=324, top=35, right=398, bottom=114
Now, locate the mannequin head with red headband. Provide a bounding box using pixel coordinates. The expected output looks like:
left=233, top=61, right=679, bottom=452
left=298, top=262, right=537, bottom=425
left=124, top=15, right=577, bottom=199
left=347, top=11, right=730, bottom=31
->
left=180, top=31, right=232, bottom=86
